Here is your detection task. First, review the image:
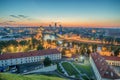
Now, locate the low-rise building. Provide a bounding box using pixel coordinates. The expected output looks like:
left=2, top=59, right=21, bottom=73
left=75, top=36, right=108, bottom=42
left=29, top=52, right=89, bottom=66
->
left=103, top=56, right=120, bottom=76
left=0, top=49, right=61, bottom=67
left=90, top=53, right=120, bottom=80
left=103, top=56, right=120, bottom=67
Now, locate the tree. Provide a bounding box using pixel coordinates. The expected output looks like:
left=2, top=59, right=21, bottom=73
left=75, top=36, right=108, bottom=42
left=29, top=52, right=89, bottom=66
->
left=104, top=36, right=114, bottom=44
left=43, top=57, right=52, bottom=66
left=61, top=48, right=66, bottom=55
left=32, top=37, right=40, bottom=48
left=8, top=40, right=18, bottom=46
left=47, top=39, right=51, bottom=44
left=115, top=38, right=120, bottom=44
left=92, top=44, right=97, bottom=52
left=87, top=48, right=91, bottom=56
left=0, top=49, right=2, bottom=54
left=81, top=49, right=86, bottom=55
left=19, top=40, right=28, bottom=46
left=0, top=41, right=5, bottom=50
left=114, top=47, right=120, bottom=56
left=37, top=44, right=44, bottom=50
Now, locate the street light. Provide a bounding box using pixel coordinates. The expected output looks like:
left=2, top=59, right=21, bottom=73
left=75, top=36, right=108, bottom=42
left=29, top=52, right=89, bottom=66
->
left=80, top=56, right=84, bottom=60
left=80, top=56, right=84, bottom=63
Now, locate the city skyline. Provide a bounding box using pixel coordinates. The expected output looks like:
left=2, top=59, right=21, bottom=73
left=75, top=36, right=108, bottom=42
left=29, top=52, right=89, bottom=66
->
left=0, top=0, right=120, bottom=27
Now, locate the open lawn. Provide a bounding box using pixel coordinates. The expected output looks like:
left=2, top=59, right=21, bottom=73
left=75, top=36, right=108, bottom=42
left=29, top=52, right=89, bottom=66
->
left=61, top=62, right=79, bottom=76
left=73, top=62, right=93, bottom=77
left=0, top=73, right=65, bottom=80
left=82, top=75, right=89, bottom=80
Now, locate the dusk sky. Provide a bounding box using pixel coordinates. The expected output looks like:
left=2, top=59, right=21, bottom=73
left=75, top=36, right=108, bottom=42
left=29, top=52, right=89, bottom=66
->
left=0, top=0, right=120, bottom=27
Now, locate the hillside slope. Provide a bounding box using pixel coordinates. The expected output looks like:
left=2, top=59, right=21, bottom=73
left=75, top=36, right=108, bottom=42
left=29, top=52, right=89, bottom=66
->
left=0, top=73, right=66, bottom=80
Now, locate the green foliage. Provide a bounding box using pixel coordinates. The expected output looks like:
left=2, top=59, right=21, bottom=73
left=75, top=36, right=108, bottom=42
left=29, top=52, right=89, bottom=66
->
left=104, top=36, right=114, bottom=44
left=62, top=62, right=79, bottom=76
left=19, top=40, right=28, bottom=46
left=87, top=49, right=91, bottom=56
left=115, top=38, right=120, bottom=43
left=8, top=40, right=18, bottom=46
left=114, top=47, right=120, bottom=56
left=47, top=39, right=52, bottom=44
left=91, top=44, right=97, bottom=52
left=57, top=63, right=64, bottom=73
left=31, top=37, right=40, bottom=49
left=0, top=37, right=43, bottom=53
left=0, top=73, right=65, bottom=80
left=0, top=40, right=18, bottom=49
left=37, top=44, right=44, bottom=50
left=61, top=48, right=66, bottom=55
left=43, top=57, right=52, bottom=66
left=73, top=62, right=93, bottom=77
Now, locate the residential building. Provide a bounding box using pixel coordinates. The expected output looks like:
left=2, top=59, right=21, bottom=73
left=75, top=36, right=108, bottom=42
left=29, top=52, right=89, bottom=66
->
left=103, top=56, right=120, bottom=76
left=0, top=49, right=61, bottom=67
left=90, top=53, right=120, bottom=80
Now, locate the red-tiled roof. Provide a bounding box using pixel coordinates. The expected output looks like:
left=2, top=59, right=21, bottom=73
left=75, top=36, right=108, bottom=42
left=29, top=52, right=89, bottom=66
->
left=91, top=53, right=120, bottom=79
left=72, top=54, right=80, bottom=58
left=0, top=49, right=60, bottom=60
left=102, top=56, right=120, bottom=61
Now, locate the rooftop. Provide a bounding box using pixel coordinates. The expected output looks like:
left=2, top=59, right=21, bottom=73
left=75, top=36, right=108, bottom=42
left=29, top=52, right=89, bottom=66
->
left=0, top=49, right=60, bottom=60
left=103, top=56, right=120, bottom=61
left=91, top=53, right=120, bottom=79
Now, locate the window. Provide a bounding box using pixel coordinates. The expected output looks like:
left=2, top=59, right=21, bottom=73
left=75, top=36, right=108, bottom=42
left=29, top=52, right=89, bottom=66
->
left=16, top=61, right=18, bottom=64
left=112, top=62, right=114, bottom=65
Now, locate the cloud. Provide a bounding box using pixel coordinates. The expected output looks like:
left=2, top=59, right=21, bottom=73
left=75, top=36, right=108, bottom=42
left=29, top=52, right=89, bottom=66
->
left=10, top=15, right=19, bottom=18
left=0, top=22, right=9, bottom=25
left=9, top=15, right=33, bottom=21
left=8, top=21, right=15, bottom=22
left=10, top=15, right=29, bottom=19
left=18, top=15, right=28, bottom=18
left=0, top=21, right=15, bottom=25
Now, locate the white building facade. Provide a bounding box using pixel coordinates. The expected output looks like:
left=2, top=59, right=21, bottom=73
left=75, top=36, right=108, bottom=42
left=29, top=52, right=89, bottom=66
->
left=0, top=49, right=61, bottom=67
left=103, top=56, right=120, bottom=66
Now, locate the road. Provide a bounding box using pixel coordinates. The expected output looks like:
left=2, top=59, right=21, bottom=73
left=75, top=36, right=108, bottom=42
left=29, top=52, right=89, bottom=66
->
left=57, top=37, right=120, bottom=46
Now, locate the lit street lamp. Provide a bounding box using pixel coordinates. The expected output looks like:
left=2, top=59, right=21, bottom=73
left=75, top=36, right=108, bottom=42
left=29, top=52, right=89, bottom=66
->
left=79, top=55, right=84, bottom=63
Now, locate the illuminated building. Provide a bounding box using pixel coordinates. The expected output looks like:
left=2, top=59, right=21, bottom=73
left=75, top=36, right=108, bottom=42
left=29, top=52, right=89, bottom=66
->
left=0, top=49, right=61, bottom=67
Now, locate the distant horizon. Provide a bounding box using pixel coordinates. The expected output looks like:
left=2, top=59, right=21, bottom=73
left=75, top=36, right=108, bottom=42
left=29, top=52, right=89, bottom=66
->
left=0, top=26, right=120, bottom=29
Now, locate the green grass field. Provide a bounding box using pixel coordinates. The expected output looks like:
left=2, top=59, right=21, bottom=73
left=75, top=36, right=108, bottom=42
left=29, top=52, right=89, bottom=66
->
left=0, top=73, right=65, bottom=80
left=57, top=63, right=64, bottom=74
left=73, top=62, right=93, bottom=77
left=73, top=63, right=84, bottom=74
left=61, top=62, right=79, bottom=76
left=82, top=75, right=89, bottom=80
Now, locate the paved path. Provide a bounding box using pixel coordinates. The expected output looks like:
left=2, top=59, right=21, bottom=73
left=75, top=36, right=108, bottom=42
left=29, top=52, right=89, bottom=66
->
left=59, top=61, right=69, bottom=76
